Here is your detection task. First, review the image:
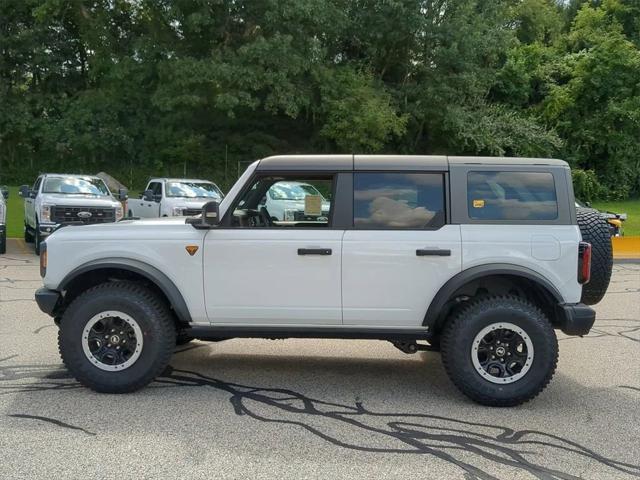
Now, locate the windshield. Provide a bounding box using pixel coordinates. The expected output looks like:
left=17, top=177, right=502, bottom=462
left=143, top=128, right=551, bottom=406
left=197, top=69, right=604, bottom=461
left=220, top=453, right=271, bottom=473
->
left=268, top=183, right=323, bottom=201
left=43, top=177, right=111, bottom=196
left=166, top=182, right=223, bottom=199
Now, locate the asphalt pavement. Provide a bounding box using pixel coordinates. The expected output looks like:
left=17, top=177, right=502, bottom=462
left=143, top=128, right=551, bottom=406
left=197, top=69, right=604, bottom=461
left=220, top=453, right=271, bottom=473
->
left=0, top=240, right=638, bottom=479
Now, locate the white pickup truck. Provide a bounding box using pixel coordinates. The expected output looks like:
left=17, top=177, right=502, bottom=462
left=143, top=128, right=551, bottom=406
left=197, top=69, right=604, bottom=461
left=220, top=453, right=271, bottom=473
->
left=127, top=178, right=224, bottom=218
left=19, top=174, right=127, bottom=255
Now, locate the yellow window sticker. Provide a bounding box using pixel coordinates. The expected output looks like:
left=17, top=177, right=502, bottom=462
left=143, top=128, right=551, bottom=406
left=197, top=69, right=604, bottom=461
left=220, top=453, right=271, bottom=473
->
left=304, top=195, right=322, bottom=216
left=473, top=199, right=485, bottom=208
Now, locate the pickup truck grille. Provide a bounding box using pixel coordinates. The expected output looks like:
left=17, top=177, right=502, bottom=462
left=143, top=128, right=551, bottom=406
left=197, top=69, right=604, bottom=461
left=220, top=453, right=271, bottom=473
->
left=51, top=206, right=116, bottom=224
left=181, top=208, right=202, bottom=217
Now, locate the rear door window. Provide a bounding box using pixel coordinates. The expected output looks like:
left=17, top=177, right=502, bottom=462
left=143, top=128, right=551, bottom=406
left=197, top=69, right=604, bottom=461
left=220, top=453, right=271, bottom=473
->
left=353, top=173, right=445, bottom=229
left=467, top=171, right=558, bottom=221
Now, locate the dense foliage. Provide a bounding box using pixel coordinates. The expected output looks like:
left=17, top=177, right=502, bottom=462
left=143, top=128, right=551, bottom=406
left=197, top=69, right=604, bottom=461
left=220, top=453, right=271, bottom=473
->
left=1, top=0, right=638, bottom=197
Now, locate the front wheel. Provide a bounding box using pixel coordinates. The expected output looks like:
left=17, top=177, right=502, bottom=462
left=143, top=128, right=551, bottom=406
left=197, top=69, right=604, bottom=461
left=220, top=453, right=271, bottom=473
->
left=441, top=295, right=558, bottom=407
left=24, top=223, right=34, bottom=243
left=58, top=282, right=176, bottom=393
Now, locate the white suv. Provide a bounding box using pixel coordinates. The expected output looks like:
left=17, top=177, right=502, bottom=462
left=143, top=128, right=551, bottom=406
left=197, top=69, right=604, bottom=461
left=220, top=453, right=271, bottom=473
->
left=34, top=155, right=612, bottom=406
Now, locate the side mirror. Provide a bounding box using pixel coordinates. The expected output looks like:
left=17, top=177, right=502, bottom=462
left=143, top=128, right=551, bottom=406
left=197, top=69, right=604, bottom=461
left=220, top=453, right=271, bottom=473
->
left=0, top=186, right=8, bottom=200
left=142, top=189, right=155, bottom=202
left=117, top=188, right=128, bottom=201
left=202, top=201, right=220, bottom=226
left=187, top=201, right=219, bottom=229
left=18, top=185, right=30, bottom=198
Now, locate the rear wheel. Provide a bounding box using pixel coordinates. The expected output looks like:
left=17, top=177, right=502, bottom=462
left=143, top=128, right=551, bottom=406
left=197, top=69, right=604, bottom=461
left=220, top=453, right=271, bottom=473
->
left=577, top=208, right=613, bottom=305
left=58, top=282, right=176, bottom=393
left=441, top=295, right=558, bottom=407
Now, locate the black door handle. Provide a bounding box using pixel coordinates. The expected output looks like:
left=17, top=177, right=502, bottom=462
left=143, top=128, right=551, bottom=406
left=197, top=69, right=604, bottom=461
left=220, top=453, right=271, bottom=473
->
left=416, top=249, right=451, bottom=256
left=298, top=248, right=332, bottom=256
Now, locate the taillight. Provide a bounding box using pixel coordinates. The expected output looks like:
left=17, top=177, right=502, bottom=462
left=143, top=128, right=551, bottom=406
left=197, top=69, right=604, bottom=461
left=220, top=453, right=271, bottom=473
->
left=578, top=242, right=591, bottom=284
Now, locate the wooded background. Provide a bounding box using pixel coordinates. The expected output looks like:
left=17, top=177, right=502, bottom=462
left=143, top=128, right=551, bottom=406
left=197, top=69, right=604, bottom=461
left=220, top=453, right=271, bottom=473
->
left=1, top=0, right=639, bottom=200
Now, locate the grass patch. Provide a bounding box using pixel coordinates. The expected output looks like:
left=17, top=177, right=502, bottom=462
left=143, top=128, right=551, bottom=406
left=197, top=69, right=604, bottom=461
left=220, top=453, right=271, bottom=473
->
left=5, top=186, right=25, bottom=238
left=592, top=199, right=640, bottom=236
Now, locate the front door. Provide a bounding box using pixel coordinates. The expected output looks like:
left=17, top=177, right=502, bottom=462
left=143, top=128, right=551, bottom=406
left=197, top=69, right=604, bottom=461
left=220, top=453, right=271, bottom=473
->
left=204, top=174, right=343, bottom=325
left=342, top=172, right=462, bottom=327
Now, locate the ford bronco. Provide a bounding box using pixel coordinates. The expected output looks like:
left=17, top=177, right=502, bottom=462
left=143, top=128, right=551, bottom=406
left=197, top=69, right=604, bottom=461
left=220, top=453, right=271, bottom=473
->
left=34, top=155, right=613, bottom=406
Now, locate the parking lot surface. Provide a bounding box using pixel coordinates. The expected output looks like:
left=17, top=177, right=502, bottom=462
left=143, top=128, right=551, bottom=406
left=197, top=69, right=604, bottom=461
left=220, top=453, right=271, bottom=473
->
left=0, top=244, right=639, bottom=479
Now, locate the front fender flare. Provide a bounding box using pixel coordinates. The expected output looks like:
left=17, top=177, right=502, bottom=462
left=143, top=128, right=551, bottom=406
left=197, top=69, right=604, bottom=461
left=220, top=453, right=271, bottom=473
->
left=58, top=258, right=192, bottom=323
left=423, top=263, right=564, bottom=329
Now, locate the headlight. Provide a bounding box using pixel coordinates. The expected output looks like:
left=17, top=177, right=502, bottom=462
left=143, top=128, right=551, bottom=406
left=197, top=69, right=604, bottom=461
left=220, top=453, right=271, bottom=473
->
left=172, top=206, right=185, bottom=216
left=40, top=204, right=53, bottom=223
left=115, top=205, right=123, bottom=220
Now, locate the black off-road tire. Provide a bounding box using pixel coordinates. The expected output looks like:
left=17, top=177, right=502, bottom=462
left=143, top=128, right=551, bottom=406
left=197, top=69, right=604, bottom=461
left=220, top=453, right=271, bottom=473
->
left=24, top=224, right=34, bottom=243
left=441, top=295, right=558, bottom=407
left=34, top=221, right=41, bottom=256
left=576, top=208, right=613, bottom=305
left=58, top=282, right=176, bottom=393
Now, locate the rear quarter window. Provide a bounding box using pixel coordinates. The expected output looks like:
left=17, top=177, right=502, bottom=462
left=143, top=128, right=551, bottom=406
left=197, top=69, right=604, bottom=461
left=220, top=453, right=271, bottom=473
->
left=467, top=171, right=558, bottom=221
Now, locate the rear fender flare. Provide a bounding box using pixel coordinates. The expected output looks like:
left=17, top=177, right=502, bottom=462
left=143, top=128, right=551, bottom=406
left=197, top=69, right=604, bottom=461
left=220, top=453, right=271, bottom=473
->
left=423, top=264, right=564, bottom=329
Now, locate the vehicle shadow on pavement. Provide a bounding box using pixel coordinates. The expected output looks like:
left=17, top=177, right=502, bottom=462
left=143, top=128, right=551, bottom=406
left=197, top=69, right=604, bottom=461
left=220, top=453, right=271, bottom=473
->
left=2, top=350, right=640, bottom=480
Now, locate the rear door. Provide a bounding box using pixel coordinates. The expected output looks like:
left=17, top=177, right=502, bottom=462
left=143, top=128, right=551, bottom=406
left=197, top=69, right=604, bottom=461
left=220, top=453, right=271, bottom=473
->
left=342, top=168, right=462, bottom=327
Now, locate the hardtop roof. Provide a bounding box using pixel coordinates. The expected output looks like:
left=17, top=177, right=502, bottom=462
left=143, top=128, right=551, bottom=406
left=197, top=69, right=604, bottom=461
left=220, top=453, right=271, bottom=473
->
left=256, top=155, right=568, bottom=171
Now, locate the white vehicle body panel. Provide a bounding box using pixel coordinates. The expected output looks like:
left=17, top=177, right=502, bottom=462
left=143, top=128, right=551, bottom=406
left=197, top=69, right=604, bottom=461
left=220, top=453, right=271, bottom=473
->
left=460, top=225, right=582, bottom=303
left=203, top=229, right=343, bottom=325
left=43, top=218, right=209, bottom=323
left=342, top=226, right=462, bottom=327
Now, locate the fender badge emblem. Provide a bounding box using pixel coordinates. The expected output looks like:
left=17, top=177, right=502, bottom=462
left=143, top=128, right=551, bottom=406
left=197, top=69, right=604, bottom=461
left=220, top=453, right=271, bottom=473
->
left=185, top=245, right=199, bottom=256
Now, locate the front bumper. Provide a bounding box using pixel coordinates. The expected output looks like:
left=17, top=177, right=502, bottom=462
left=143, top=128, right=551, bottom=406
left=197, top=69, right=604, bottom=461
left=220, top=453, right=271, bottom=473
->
left=35, top=288, right=62, bottom=317
left=556, top=303, right=596, bottom=336
left=38, top=223, right=59, bottom=237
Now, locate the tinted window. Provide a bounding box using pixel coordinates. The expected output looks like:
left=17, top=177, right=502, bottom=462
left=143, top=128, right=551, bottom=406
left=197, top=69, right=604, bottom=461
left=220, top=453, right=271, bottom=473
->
left=353, top=173, right=445, bottom=229
left=467, top=171, right=557, bottom=221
